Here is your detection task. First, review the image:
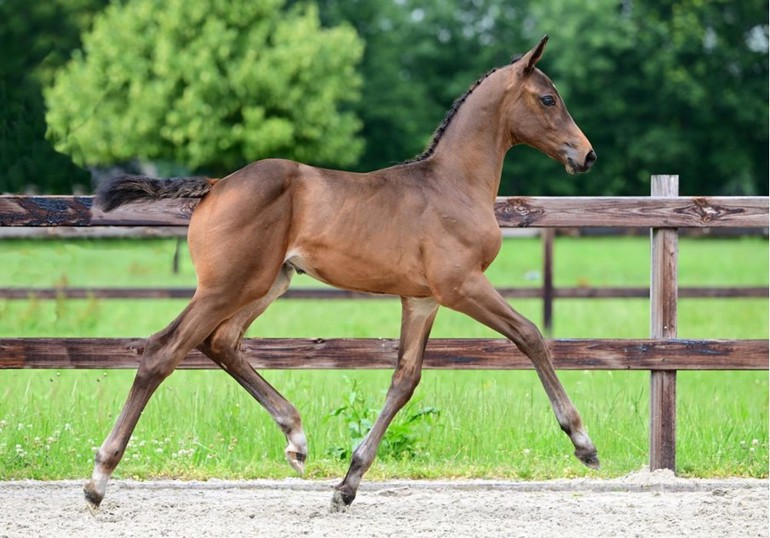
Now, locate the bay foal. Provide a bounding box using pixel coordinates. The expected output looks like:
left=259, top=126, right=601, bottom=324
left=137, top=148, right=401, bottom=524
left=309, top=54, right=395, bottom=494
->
left=86, top=35, right=599, bottom=511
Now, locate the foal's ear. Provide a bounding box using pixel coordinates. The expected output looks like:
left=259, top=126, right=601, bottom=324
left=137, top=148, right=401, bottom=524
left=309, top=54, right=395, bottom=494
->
left=520, top=34, right=549, bottom=74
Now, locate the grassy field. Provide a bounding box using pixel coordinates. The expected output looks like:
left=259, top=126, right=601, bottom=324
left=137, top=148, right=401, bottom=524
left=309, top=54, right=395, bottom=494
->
left=0, top=235, right=767, bottom=481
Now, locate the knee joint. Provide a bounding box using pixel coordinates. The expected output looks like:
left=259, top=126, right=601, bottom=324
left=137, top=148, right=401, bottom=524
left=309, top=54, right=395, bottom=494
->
left=137, top=339, right=178, bottom=381
left=137, top=359, right=174, bottom=382
left=205, top=327, right=240, bottom=357
left=514, top=320, right=545, bottom=352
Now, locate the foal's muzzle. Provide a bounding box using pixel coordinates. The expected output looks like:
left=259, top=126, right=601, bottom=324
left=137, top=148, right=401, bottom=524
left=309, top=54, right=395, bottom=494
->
left=567, top=149, right=597, bottom=174
left=584, top=149, right=597, bottom=170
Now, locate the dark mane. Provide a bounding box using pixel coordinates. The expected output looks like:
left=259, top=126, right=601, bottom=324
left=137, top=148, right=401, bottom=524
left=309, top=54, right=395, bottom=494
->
left=404, top=54, right=524, bottom=165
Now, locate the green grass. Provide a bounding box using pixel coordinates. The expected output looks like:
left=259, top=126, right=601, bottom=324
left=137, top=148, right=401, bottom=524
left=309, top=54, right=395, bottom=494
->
left=0, top=236, right=767, bottom=480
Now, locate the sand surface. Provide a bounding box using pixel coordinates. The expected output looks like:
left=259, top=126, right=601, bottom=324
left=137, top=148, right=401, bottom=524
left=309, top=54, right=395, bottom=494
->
left=0, top=470, right=767, bottom=537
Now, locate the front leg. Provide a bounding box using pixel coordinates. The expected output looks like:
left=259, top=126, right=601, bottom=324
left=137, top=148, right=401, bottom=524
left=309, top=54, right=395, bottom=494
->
left=438, top=272, right=599, bottom=469
left=331, top=297, right=439, bottom=511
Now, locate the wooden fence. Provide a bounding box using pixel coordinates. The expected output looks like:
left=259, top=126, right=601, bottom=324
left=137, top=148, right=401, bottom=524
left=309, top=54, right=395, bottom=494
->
left=0, top=175, right=767, bottom=472
left=2, top=191, right=767, bottom=336
left=1, top=228, right=766, bottom=338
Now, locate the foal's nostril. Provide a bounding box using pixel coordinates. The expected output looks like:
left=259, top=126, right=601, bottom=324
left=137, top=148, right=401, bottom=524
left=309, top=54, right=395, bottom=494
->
left=584, top=149, right=597, bottom=169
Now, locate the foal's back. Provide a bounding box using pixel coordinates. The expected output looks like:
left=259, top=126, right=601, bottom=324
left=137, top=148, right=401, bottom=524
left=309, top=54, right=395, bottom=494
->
left=188, top=158, right=458, bottom=298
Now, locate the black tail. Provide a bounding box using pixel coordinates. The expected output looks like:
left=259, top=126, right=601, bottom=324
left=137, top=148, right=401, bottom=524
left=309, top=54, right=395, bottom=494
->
left=96, top=174, right=215, bottom=212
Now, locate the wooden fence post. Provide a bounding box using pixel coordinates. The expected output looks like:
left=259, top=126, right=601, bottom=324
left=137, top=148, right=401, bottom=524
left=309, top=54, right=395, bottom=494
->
left=172, top=237, right=182, bottom=274
left=650, top=175, right=679, bottom=471
left=542, top=228, right=555, bottom=337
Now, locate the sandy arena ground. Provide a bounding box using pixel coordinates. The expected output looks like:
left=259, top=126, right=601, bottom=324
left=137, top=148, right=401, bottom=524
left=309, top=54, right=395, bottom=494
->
left=0, top=470, right=767, bottom=537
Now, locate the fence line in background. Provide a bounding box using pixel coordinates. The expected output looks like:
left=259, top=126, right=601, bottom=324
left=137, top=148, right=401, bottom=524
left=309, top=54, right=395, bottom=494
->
left=0, top=177, right=768, bottom=473
left=1, top=286, right=765, bottom=301
left=1, top=229, right=766, bottom=337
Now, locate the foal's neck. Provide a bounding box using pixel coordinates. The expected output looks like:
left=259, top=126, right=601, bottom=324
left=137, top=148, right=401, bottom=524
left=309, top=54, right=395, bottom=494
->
left=428, top=69, right=512, bottom=203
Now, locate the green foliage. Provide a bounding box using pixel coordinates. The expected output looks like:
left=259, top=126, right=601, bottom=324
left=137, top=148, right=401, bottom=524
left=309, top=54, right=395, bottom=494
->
left=8, top=0, right=768, bottom=194
left=318, top=0, right=535, bottom=168
left=0, top=0, right=106, bottom=193
left=320, top=0, right=767, bottom=196
left=326, top=377, right=440, bottom=461
left=382, top=404, right=441, bottom=459
left=46, top=0, right=364, bottom=174
left=0, top=83, right=91, bottom=194
left=527, top=0, right=769, bottom=196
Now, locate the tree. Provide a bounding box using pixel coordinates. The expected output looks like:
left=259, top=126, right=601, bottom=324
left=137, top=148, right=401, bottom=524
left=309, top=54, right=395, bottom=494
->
left=318, top=0, right=535, bottom=170
left=46, top=0, right=364, bottom=176
left=528, top=0, right=769, bottom=196
left=319, top=0, right=767, bottom=196
left=0, top=0, right=107, bottom=194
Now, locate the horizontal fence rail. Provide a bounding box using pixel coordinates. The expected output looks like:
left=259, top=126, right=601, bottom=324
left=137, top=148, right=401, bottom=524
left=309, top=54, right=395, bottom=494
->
left=1, top=195, right=768, bottom=228
left=0, top=286, right=765, bottom=300
left=1, top=338, right=767, bottom=371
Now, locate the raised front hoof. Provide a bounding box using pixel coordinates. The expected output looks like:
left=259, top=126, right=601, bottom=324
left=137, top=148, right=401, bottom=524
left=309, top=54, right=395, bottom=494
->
left=285, top=449, right=307, bottom=475
left=329, top=488, right=356, bottom=513
left=83, top=481, right=103, bottom=512
left=575, top=448, right=600, bottom=470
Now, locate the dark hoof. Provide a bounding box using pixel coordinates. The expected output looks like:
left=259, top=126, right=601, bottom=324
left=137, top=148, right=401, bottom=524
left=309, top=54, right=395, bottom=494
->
left=83, top=481, right=103, bottom=510
left=576, top=448, right=600, bottom=470
left=330, top=488, right=356, bottom=512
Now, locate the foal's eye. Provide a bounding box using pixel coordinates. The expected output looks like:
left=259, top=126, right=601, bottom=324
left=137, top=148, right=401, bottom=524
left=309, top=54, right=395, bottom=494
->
left=540, top=95, right=556, bottom=107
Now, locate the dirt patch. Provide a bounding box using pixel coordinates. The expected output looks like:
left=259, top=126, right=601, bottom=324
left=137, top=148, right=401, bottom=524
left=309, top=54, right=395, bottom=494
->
left=0, top=470, right=767, bottom=537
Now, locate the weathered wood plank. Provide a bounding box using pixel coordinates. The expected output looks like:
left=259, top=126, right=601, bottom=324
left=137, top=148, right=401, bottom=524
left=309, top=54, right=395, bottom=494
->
left=2, top=226, right=764, bottom=240
left=0, top=338, right=766, bottom=370
left=0, top=286, right=765, bottom=300
left=1, top=196, right=767, bottom=228
left=0, top=286, right=762, bottom=300
left=0, top=196, right=93, bottom=226
left=542, top=228, right=555, bottom=335
left=650, top=175, right=679, bottom=472
left=90, top=198, right=197, bottom=226
left=493, top=196, right=768, bottom=228
left=0, top=226, right=188, bottom=239
left=0, top=287, right=392, bottom=300
left=650, top=370, right=677, bottom=469
left=556, top=287, right=770, bottom=298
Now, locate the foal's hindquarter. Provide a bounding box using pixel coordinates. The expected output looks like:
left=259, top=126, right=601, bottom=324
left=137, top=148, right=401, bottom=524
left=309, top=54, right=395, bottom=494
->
left=85, top=36, right=599, bottom=512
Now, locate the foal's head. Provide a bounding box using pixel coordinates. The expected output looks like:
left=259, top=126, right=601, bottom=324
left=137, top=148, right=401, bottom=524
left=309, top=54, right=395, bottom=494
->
left=505, top=35, right=596, bottom=175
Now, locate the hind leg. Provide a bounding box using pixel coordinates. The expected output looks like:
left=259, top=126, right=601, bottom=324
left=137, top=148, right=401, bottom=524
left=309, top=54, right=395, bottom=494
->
left=198, top=265, right=308, bottom=473
left=83, top=291, right=253, bottom=509
left=84, top=169, right=297, bottom=508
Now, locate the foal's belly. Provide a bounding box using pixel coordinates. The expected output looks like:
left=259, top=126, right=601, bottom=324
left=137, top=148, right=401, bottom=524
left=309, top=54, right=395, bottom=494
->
left=284, top=249, right=431, bottom=297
